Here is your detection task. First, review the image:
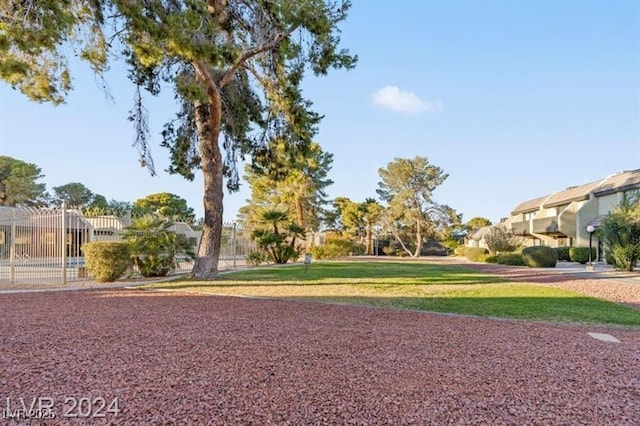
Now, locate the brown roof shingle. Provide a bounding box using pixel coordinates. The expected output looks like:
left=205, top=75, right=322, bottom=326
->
left=511, top=195, right=549, bottom=214
left=543, top=180, right=602, bottom=208
left=593, top=169, right=640, bottom=196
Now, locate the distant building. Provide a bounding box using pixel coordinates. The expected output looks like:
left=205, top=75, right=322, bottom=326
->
left=465, top=226, right=492, bottom=249
left=502, top=169, right=640, bottom=260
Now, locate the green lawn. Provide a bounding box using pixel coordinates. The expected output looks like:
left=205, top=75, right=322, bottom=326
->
left=144, top=261, right=640, bottom=327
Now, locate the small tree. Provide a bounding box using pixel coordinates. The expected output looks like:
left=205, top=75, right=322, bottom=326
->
left=598, top=192, right=640, bottom=271
left=123, top=215, right=195, bottom=277
left=484, top=226, right=521, bottom=254
left=251, top=210, right=305, bottom=264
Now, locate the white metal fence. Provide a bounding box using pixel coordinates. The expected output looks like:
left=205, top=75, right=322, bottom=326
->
left=0, top=205, right=256, bottom=286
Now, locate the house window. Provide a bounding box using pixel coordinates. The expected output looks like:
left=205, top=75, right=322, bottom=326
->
left=524, top=212, right=534, bottom=221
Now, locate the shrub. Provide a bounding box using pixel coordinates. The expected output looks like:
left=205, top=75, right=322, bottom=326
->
left=310, top=238, right=365, bottom=260
left=246, top=250, right=267, bottom=266
left=381, top=240, right=408, bottom=257
left=598, top=194, right=640, bottom=271
left=496, top=253, right=525, bottom=266
left=454, top=246, right=467, bottom=257
left=485, top=255, right=498, bottom=264
left=123, top=215, right=195, bottom=277
left=522, top=246, right=558, bottom=268
left=555, top=247, right=571, bottom=261
left=608, top=244, right=639, bottom=271
left=484, top=227, right=522, bottom=254
left=464, top=247, right=489, bottom=262
left=605, top=250, right=615, bottom=266
left=82, top=241, right=132, bottom=282
left=569, top=247, right=597, bottom=265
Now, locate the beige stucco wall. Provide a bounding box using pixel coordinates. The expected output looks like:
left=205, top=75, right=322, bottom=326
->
left=575, top=197, right=599, bottom=247
left=597, top=193, right=623, bottom=215
left=537, top=206, right=558, bottom=218
left=558, top=202, right=582, bottom=239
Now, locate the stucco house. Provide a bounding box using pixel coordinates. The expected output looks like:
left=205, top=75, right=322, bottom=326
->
left=503, top=169, right=640, bottom=260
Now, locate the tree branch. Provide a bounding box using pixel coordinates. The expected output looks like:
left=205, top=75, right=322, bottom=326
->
left=219, top=24, right=298, bottom=88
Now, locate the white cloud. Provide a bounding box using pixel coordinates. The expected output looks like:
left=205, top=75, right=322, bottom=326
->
left=371, top=85, right=442, bottom=114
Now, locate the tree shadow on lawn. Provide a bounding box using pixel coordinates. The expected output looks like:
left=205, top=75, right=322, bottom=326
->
left=319, top=295, right=640, bottom=327
left=151, top=273, right=505, bottom=289
left=220, top=262, right=504, bottom=283
left=118, top=289, right=640, bottom=328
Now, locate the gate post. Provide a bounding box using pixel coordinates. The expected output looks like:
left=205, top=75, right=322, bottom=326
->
left=9, top=209, right=16, bottom=283
left=232, top=223, right=237, bottom=269
left=61, top=202, right=67, bottom=285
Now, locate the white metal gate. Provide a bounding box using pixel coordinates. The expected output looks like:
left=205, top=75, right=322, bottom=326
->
left=0, top=204, right=91, bottom=285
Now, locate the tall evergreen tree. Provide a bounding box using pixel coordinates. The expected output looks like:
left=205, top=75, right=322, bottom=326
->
left=0, top=156, right=47, bottom=207
left=239, top=140, right=333, bottom=231
left=52, top=182, right=94, bottom=207
left=0, top=0, right=356, bottom=278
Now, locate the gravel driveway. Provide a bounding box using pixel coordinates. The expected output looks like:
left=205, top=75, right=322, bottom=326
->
left=1, top=289, right=638, bottom=424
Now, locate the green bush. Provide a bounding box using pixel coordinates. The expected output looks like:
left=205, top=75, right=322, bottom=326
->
left=608, top=244, right=639, bottom=271
left=522, top=246, right=558, bottom=268
left=485, top=255, right=498, bottom=264
left=381, top=240, right=408, bottom=257
left=555, top=247, right=571, bottom=261
left=597, top=192, right=640, bottom=271
left=496, top=253, right=525, bottom=266
left=569, top=247, right=597, bottom=264
left=246, top=250, right=267, bottom=266
left=310, top=238, right=365, bottom=260
left=82, top=241, right=132, bottom=282
left=123, top=216, right=195, bottom=277
left=454, top=246, right=467, bottom=257
left=464, top=247, right=489, bottom=262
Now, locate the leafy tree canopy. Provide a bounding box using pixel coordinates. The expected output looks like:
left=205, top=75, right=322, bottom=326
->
left=133, top=192, right=196, bottom=222
left=0, top=155, right=47, bottom=206
left=466, top=217, right=492, bottom=231
left=52, top=182, right=94, bottom=207
left=377, top=156, right=459, bottom=257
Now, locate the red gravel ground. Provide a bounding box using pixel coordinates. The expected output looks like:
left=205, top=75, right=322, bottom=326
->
left=1, top=289, right=639, bottom=424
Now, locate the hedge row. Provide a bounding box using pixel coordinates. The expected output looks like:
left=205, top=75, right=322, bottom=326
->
left=522, top=246, right=558, bottom=268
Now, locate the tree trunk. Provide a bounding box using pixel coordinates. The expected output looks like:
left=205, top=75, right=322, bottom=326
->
left=413, top=218, right=422, bottom=257
left=366, top=224, right=373, bottom=255
left=191, top=92, right=224, bottom=279
left=295, top=196, right=304, bottom=228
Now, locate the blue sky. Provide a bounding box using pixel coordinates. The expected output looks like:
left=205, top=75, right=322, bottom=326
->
left=1, top=0, right=639, bottom=225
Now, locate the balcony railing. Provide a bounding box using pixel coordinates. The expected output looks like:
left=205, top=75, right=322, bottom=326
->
left=511, top=221, right=531, bottom=236
left=532, top=217, right=560, bottom=234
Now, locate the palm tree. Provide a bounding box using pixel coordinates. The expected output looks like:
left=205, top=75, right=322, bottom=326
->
left=123, top=215, right=195, bottom=277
